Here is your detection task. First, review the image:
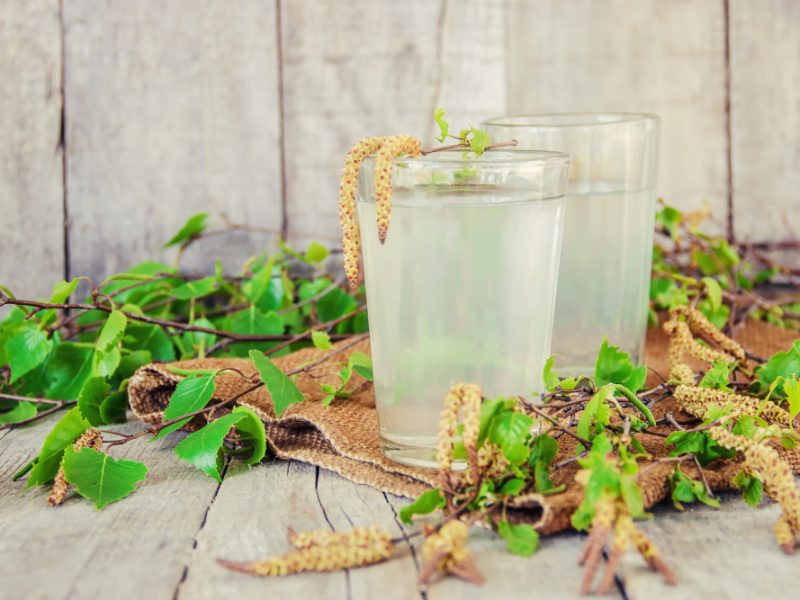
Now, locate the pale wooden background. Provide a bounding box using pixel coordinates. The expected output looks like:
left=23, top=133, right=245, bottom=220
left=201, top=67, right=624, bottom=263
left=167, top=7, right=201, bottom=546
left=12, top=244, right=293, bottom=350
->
left=1, top=0, right=798, bottom=298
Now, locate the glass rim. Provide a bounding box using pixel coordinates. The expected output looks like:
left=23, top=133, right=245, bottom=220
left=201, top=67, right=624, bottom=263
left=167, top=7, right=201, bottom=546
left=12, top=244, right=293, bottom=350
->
left=362, top=148, right=570, bottom=167
left=482, top=112, right=660, bottom=129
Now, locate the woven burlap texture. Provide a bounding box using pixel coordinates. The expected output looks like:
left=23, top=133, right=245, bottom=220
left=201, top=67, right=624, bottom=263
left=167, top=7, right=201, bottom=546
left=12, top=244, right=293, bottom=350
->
left=128, top=320, right=800, bottom=535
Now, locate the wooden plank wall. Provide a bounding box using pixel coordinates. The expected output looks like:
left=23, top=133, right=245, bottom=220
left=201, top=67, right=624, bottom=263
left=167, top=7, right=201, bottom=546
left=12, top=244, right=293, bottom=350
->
left=0, top=0, right=797, bottom=295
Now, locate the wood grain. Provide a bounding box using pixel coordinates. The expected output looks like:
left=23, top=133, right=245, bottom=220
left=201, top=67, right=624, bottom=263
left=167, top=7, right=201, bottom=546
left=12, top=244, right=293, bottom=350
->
left=62, top=0, right=283, bottom=282
left=506, top=0, right=730, bottom=230
left=0, top=1, right=64, bottom=298
left=729, top=0, right=800, bottom=245
left=0, top=417, right=222, bottom=599
left=280, top=0, right=508, bottom=246
left=619, top=494, right=800, bottom=599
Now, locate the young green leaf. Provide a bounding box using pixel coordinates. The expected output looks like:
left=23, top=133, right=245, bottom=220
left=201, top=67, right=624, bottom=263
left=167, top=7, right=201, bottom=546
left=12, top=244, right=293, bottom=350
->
left=171, top=277, right=219, bottom=300
left=576, top=385, right=613, bottom=445
left=125, top=324, right=176, bottom=362
left=100, top=391, right=129, bottom=424
left=489, top=411, right=533, bottom=464
left=732, top=470, right=764, bottom=507
left=174, top=407, right=266, bottom=481
left=348, top=351, right=373, bottom=381
left=434, top=107, right=449, bottom=143
left=784, top=375, right=800, bottom=425
left=249, top=350, right=305, bottom=416
left=311, top=330, right=333, bottom=350
left=398, top=489, right=445, bottom=524
left=496, top=520, right=539, bottom=556
left=163, top=373, right=218, bottom=420
left=0, top=401, right=37, bottom=425
left=702, top=277, right=723, bottom=312
left=5, top=324, right=53, bottom=384
left=164, top=213, right=208, bottom=248
left=542, top=356, right=559, bottom=392
left=304, top=241, right=329, bottom=264
left=317, top=288, right=358, bottom=324
left=756, top=341, right=800, bottom=398
left=670, top=466, right=719, bottom=511
left=26, top=407, right=91, bottom=487
left=498, top=478, right=526, bottom=496
left=595, top=339, right=647, bottom=392
left=700, top=361, right=736, bottom=391
left=46, top=343, right=95, bottom=400
left=78, top=377, right=111, bottom=426
left=62, top=446, right=148, bottom=509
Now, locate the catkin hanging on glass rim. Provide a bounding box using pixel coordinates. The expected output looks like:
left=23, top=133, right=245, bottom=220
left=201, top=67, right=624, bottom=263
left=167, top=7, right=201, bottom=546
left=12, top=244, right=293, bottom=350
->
left=338, top=135, right=422, bottom=289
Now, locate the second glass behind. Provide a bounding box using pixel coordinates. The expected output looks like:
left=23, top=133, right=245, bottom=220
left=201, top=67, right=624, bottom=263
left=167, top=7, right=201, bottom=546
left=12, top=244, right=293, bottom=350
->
left=357, top=150, right=569, bottom=467
left=482, top=114, right=660, bottom=375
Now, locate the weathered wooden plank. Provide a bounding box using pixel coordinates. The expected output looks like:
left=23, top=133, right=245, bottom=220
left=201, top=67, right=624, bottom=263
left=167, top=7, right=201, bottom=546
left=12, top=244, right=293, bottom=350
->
left=619, top=493, right=800, bottom=599
left=0, top=416, right=222, bottom=599
left=729, top=0, right=800, bottom=247
left=0, top=1, right=65, bottom=298
left=63, top=0, right=283, bottom=281
left=506, top=0, right=729, bottom=229
left=280, top=0, right=507, bottom=246
left=385, top=495, right=606, bottom=599
left=177, top=461, right=349, bottom=599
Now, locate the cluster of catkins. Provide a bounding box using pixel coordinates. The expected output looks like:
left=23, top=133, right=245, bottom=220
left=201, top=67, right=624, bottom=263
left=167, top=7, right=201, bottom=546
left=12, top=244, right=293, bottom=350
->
left=664, top=306, right=800, bottom=552
left=338, top=135, right=422, bottom=288
left=579, top=494, right=676, bottom=594
left=218, top=526, right=394, bottom=576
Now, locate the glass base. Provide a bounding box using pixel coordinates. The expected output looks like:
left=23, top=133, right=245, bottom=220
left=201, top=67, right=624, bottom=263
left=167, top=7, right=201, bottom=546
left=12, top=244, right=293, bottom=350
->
left=380, top=437, right=468, bottom=470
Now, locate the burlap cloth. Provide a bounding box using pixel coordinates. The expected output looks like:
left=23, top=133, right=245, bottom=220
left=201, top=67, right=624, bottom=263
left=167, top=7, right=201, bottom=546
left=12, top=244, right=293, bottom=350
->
left=128, top=320, right=800, bottom=535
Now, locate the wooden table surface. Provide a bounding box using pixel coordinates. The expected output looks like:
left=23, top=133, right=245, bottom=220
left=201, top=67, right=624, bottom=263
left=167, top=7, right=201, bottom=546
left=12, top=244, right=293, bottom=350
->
left=1, top=417, right=797, bottom=600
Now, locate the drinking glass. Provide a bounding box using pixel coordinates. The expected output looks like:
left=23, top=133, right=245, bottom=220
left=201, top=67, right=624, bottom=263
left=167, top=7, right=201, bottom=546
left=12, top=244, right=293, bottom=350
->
left=357, top=150, right=569, bottom=467
left=482, top=114, right=660, bottom=374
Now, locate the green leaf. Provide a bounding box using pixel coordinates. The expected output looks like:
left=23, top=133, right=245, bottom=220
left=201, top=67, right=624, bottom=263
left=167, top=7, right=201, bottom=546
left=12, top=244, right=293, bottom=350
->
left=163, top=373, right=218, bottom=420
left=595, top=339, right=647, bottom=392
left=398, top=489, right=445, bottom=524
left=732, top=470, right=764, bottom=507
left=784, top=375, right=800, bottom=424
left=100, top=391, right=129, bottom=424
left=78, top=377, right=111, bottom=426
left=26, top=407, right=91, bottom=487
left=49, top=278, right=80, bottom=304
left=348, top=351, right=373, bottom=380
left=576, top=385, right=612, bottom=444
left=489, top=411, right=533, bottom=464
left=96, top=310, right=127, bottom=352
left=172, top=277, right=218, bottom=300
left=62, top=446, right=148, bottom=509
left=542, top=356, right=559, bottom=392
left=245, top=259, right=283, bottom=311
left=249, top=350, right=305, bottom=416
left=152, top=417, right=191, bottom=441
left=5, top=324, right=53, bottom=383
left=224, top=307, right=284, bottom=357
left=46, top=343, right=95, bottom=400
left=756, top=341, right=800, bottom=398
left=317, top=288, right=358, bottom=324
left=499, top=478, right=526, bottom=496
left=700, top=360, right=736, bottom=391
left=174, top=407, right=266, bottom=481
left=667, top=430, right=736, bottom=466
left=311, top=330, right=333, bottom=350
left=125, top=324, right=176, bottom=362
left=702, top=277, right=723, bottom=312
left=434, top=107, right=449, bottom=143
left=656, top=205, right=682, bottom=237
left=164, top=213, right=208, bottom=247
left=304, top=241, right=329, bottom=264
left=619, top=473, right=646, bottom=518
left=461, top=128, right=490, bottom=155
left=497, top=520, right=539, bottom=556
left=0, top=401, right=37, bottom=425
left=670, top=466, right=719, bottom=511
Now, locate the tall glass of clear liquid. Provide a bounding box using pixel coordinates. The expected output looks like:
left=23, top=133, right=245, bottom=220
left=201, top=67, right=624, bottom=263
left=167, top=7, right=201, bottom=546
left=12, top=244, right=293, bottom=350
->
left=357, top=150, right=570, bottom=467
left=482, top=114, right=660, bottom=375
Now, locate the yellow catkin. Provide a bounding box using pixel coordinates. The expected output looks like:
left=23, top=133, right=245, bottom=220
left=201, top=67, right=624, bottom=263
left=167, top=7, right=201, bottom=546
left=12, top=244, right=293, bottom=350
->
left=436, top=383, right=483, bottom=485
left=710, top=427, right=800, bottom=551
left=374, top=135, right=422, bottom=244
left=664, top=317, right=736, bottom=366
left=48, top=428, right=103, bottom=507
left=220, top=526, right=393, bottom=576
left=674, top=306, right=746, bottom=363
left=422, top=520, right=470, bottom=572
left=338, top=136, right=387, bottom=289
left=674, top=384, right=791, bottom=425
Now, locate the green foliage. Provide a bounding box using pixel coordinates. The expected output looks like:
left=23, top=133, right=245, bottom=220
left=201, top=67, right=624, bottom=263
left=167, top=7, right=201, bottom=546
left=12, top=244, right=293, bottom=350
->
left=0, top=401, right=37, bottom=424
left=163, top=373, right=218, bottom=420
left=529, top=434, right=559, bottom=493
left=666, top=430, right=736, bottom=466
left=163, top=213, right=208, bottom=248
left=5, top=324, right=52, bottom=384
left=77, top=377, right=112, bottom=426
left=311, top=331, right=333, bottom=350
left=434, top=107, right=449, bottom=143
left=249, top=350, right=304, bottom=417
left=488, top=411, right=534, bottom=464
left=731, top=470, right=764, bottom=507
left=670, top=465, right=719, bottom=510
left=62, top=446, right=148, bottom=509
left=496, top=520, right=539, bottom=556
left=399, top=489, right=445, bottom=524
left=595, top=340, right=647, bottom=392
left=304, top=241, right=329, bottom=264
left=755, top=341, right=800, bottom=398
left=172, top=277, right=219, bottom=300
left=576, top=385, right=613, bottom=449
left=700, top=361, right=736, bottom=391
left=26, top=408, right=91, bottom=487
left=175, top=407, right=266, bottom=481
